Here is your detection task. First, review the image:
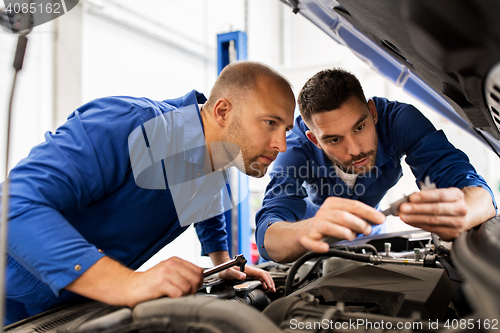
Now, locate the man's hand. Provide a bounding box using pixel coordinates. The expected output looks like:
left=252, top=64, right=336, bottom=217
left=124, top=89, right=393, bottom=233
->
left=66, top=256, right=204, bottom=308
left=263, top=197, right=385, bottom=263
left=217, top=265, right=276, bottom=292
left=126, top=257, right=204, bottom=305
left=208, top=251, right=275, bottom=291
left=398, top=186, right=496, bottom=241
left=298, top=197, right=386, bottom=253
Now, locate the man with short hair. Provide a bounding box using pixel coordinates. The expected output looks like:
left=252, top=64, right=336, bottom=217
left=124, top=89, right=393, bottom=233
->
left=1, top=61, right=295, bottom=324
left=256, top=68, right=496, bottom=263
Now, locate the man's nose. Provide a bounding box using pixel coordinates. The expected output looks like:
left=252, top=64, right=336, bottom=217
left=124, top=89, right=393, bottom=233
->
left=346, top=137, right=362, bottom=156
left=272, top=130, right=287, bottom=153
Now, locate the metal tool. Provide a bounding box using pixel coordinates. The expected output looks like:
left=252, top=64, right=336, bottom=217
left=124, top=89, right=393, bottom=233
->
left=381, top=195, right=411, bottom=217
left=203, top=254, right=247, bottom=278
left=382, top=176, right=436, bottom=217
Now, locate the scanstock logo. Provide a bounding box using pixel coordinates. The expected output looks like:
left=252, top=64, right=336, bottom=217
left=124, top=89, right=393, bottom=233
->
left=128, top=104, right=249, bottom=227
left=2, top=0, right=79, bottom=33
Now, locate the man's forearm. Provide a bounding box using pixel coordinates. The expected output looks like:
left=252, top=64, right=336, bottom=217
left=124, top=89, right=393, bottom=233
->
left=66, top=255, right=204, bottom=307
left=463, top=186, right=496, bottom=229
left=208, top=251, right=232, bottom=266
left=65, top=256, right=136, bottom=306
left=263, top=220, right=311, bottom=263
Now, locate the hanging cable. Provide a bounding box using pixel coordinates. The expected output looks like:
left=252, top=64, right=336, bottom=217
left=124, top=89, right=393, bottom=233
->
left=0, top=10, right=31, bottom=328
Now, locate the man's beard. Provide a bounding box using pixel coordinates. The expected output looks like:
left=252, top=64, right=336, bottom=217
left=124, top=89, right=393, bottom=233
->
left=335, top=149, right=377, bottom=175
left=221, top=117, right=267, bottom=178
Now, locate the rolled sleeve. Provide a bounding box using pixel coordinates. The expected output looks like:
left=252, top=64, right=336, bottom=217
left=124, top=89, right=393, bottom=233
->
left=49, top=250, right=105, bottom=296
left=255, top=216, right=289, bottom=261
left=7, top=201, right=107, bottom=296
left=195, top=214, right=228, bottom=256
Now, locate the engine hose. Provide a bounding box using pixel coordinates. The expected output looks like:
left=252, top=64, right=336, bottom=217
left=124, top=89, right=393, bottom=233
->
left=345, top=244, right=379, bottom=256
left=291, top=245, right=378, bottom=289
left=293, top=257, right=324, bottom=288
left=231, top=289, right=270, bottom=311
left=431, top=233, right=451, bottom=255
left=285, top=249, right=372, bottom=296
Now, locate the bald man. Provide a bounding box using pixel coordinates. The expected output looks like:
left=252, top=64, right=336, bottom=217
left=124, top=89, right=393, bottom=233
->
left=1, top=61, right=296, bottom=324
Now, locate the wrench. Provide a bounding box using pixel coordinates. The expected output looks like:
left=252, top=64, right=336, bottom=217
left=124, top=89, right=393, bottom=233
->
left=203, top=254, right=247, bottom=278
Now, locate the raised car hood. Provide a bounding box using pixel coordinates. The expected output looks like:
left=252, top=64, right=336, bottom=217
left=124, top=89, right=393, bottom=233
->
left=282, top=0, right=500, bottom=156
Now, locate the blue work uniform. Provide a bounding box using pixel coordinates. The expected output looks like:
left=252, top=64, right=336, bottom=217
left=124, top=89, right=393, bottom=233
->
left=1, top=90, right=228, bottom=324
left=256, top=97, right=496, bottom=261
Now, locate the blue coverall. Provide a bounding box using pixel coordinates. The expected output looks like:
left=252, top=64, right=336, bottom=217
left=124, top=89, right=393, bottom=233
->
left=2, top=90, right=229, bottom=324
left=256, top=97, right=496, bottom=261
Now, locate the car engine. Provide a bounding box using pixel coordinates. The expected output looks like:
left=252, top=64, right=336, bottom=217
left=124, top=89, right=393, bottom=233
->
left=5, top=217, right=499, bottom=333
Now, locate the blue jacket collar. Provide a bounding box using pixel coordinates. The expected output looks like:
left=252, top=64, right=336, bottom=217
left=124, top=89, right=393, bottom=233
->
left=180, top=90, right=208, bottom=166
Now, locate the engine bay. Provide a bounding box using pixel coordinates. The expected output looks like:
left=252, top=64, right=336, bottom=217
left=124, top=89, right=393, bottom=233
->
left=5, top=217, right=499, bottom=333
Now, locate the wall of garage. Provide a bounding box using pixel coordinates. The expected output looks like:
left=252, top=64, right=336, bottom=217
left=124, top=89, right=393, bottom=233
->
left=1, top=0, right=499, bottom=270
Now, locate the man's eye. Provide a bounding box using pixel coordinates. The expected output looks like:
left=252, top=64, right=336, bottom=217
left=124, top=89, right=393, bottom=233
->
left=356, top=124, right=365, bottom=131
left=266, top=120, right=276, bottom=126
left=330, top=137, right=340, bottom=144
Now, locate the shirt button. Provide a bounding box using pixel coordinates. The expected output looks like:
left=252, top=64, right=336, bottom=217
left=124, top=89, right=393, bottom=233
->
left=74, top=264, right=82, bottom=271
left=98, top=249, right=104, bottom=253
left=216, top=182, right=219, bottom=186
left=261, top=245, right=264, bottom=248
left=267, top=222, right=272, bottom=226
left=197, top=173, right=201, bottom=177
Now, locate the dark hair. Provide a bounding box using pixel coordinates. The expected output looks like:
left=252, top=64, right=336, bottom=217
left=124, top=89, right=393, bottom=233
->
left=298, top=68, right=366, bottom=123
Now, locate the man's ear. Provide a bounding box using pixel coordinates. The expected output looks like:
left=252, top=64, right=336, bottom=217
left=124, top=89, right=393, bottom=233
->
left=213, top=98, right=232, bottom=127
left=368, top=99, right=378, bottom=124
left=306, top=130, right=322, bottom=149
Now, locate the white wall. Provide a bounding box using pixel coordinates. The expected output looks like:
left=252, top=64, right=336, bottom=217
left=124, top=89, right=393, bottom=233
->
left=1, top=0, right=499, bottom=270
left=0, top=22, right=54, bottom=178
